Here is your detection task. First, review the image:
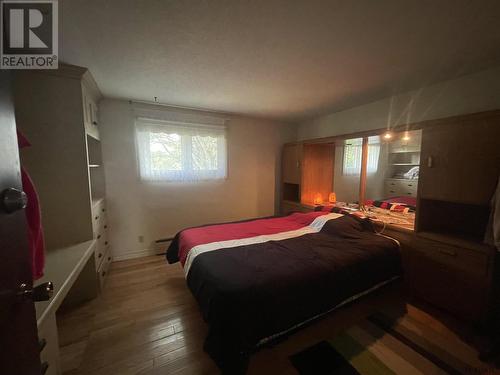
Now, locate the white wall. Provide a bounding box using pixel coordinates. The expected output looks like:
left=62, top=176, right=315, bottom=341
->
left=297, top=66, right=500, bottom=140
left=99, top=100, right=296, bottom=260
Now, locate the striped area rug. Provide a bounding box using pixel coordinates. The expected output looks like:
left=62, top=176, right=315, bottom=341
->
left=290, top=312, right=496, bottom=375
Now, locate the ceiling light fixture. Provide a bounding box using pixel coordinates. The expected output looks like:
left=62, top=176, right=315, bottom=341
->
left=402, top=131, right=411, bottom=141
left=383, top=131, right=392, bottom=140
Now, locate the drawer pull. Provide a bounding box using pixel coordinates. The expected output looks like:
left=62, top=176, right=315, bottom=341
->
left=93, top=121, right=98, bottom=126
left=97, top=234, right=101, bottom=239
left=102, top=271, right=106, bottom=277
left=98, top=253, right=102, bottom=258
left=438, top=248, right=457, bottom=257
left=102, top=208, right=106, bottom=212
left=105, top=241, right=108, bottom=245
left=95, top=215, right=99, bottom=220
left=407, top=184, right=413, bottom=187
left=41, top=362, right=49, bottom=375
left=104, top=225, right=108, bottom=229
left=108, top=256, right=111, bottom=261
left=39, top=338, right=47, bottom=352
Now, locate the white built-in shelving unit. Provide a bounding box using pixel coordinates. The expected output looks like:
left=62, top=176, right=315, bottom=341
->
left=15, top=64, right=111, bottom=375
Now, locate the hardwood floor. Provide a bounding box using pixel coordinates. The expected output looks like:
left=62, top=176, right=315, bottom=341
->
left=57, top=255, right=493, bottom=375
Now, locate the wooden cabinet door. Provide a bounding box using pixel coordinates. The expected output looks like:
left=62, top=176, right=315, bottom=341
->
left=82, top=86, right=100, bottom=139
left=419, top=118, right=500, bottom=204
left=282, top=144, right=301, bottom=184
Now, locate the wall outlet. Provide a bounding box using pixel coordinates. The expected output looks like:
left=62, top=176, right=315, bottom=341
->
left=138, top=235, right=144, bottom=243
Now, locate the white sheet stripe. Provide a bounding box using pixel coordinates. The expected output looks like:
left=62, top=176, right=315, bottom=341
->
left=184, top=213, right=343, bottom=276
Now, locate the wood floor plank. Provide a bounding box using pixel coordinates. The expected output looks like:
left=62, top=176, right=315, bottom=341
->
left=58, top=255, right=492, bottom=375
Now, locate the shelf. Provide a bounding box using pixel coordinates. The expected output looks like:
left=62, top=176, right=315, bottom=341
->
left=389, top=149, right=421, bottom=154
left=391, top=163, right=420, bottom=166
left=386, top=178, right=418, bottom=181
left=34, top=240, right=96, bottom=326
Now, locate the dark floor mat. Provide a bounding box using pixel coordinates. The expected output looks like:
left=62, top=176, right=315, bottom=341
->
left=289, top=340, right=360, bottom=375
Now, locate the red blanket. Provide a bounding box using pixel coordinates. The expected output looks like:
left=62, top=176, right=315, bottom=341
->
left=178, top=211, right=328, bottom=265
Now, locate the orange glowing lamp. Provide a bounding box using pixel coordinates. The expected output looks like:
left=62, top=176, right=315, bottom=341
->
left=328, top=192, right=337, bottom=203
left=313, top=193, right=323, bottom=205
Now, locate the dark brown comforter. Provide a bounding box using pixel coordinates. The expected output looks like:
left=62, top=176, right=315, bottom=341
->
left=167, top=214, right=401, bottom=372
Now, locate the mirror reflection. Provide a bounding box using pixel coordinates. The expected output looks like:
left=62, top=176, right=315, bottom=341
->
left=333, top=138, right=361, bottom=204
left=363, top=129, right=422, bottom=229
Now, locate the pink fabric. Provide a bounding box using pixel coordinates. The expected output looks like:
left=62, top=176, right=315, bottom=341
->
left=178, top=211, right=329, bottom=265
left=18, top=131, right=45, bottom=280
left=382, top=196, right=417, bottom=206
left=366, top=196, right=417, bottom=209
left=17, top=131, right=31, bottom=148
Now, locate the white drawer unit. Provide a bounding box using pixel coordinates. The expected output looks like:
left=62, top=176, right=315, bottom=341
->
left=92, top=199, right=110, bottom=270
left=385, top=179, right=418, bottom=197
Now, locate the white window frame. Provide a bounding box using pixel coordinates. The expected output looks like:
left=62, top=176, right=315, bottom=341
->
left=135, top=117, right=227, bottom=182
left=342, top=136, right=380, bottom=176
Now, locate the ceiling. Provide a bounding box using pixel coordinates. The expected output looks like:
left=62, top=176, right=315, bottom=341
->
left=61, top=0, right=500, bottom=121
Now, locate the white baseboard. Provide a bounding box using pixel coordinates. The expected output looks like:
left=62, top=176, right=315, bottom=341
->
left=112, top=248, right=159, bottom=261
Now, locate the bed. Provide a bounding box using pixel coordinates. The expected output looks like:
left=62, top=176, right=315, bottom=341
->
left=166, top=211, right=401, bottom=372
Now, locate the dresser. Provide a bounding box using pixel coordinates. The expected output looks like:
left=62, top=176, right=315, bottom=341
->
left=384, top=178, right=418, bottom=198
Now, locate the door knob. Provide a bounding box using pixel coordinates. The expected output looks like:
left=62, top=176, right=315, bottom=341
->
left=17, top=282, right=54, bottom=302
left=1, top=187, right=27, bottom=213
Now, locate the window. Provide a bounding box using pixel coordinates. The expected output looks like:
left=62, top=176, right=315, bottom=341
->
left=342, top=136, right=380, bottom=176
left=136, top=118, right=227, bottom=181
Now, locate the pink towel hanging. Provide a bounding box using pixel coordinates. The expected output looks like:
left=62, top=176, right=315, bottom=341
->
left=17, top=131, right=45, bottom=280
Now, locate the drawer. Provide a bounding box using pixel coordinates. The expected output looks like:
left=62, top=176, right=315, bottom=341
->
left=94, top=232, right=106, bottom=268
left=413, top=236, right=489, bottom=277
left=97, top=248, right=112, bottom=290
left=401, top=189, right=417, bottom=198
left=103, top=244, right=113, bottom=265
left=94, top=228, right=109, bottom=268
left=385, top=180, right=400, bottom=188
left=385, top=180, right=417, bottom=197
left=92, top=200, right=107, bottom=233
left=403, top=181, right=417, bottom=190
left=92, top=211, right=105, bottom=235
left=408, top=251, right=488, bottom=321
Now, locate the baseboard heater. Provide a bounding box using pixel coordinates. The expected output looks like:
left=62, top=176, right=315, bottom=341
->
left=154, top=237, right=174, bottom=255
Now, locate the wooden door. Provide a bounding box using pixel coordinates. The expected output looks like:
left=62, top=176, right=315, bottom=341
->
left=282, top=144, right=301, bottom=184
left=0, top=72, right=42, bottom=375
left=301, top=143, right=335, bottom=204
left=419, top=118, right=500, bottom=205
